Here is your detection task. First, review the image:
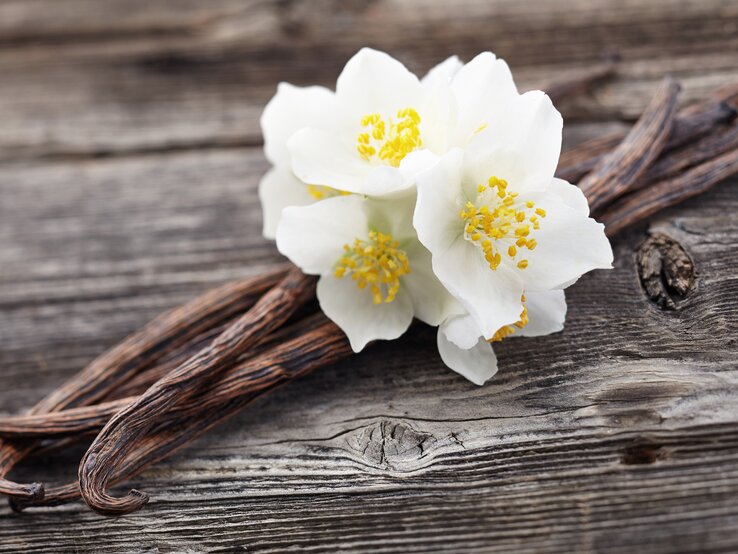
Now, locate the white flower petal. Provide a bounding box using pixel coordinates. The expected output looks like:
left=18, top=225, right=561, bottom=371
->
left=434, top=236, right=525, bottom=340
left=440, top=311, right=481, bottom=350
left=276, top=195, right=367, bottom=275
left=437, top=326, right=498, bottom=386
left=402, top=242, right=455, bottom=326
left=415, top=149, right=525, bottom=338
left=549, top=177, right=590, bottom=215
left=414, top=148, right=466, bottom=255
left=399, top=149, right=441, bottom=186
left=318, top=275, right=414, bottom=352
left=516, top=290, right=567, bottom=337
left=336, top=48, right=421, bottom=123
left=261, top=83, right=336, bottom=166
left=288, top=128, right=408, bottom=196
left=449, top=52, right=518, bottom=145
left=421, top=55, right=463, bottom=86
left=465, top=91, right=562, bottom=193
left=259, top=167, right=314, bottom=239
left=517, top=192, right=613, bottom=291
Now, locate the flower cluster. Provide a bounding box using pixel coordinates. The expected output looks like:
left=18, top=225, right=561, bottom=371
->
left=260, top=48, right=613, bottom=385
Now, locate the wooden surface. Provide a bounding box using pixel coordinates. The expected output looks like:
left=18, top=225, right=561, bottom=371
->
left=1, top=0, right=738, bottom=551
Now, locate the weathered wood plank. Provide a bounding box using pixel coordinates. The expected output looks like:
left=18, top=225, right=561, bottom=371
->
left=1, top=0, right=738, bottom=160
left=1, top=135, right=738, bottom=550
left=2, top=0, right=738, bottom=551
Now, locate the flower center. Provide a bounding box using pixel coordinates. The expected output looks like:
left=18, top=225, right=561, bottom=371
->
left=356, top=108, right=422, bottom=167
left=488, top=295, right=529, bottom=342
left=334, top=230, right=410, bottom=304
left=306, top=185, right=350, bottom=201
left=460, top=176, right=546, bottom=271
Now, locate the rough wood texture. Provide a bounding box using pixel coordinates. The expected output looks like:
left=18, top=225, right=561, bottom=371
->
left=1, top=0, right=738, bottom=552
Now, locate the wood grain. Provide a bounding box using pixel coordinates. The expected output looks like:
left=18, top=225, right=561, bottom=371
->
left=1, top=0, right=738, bottom=551
left=1, top=0, right=738, bottom=162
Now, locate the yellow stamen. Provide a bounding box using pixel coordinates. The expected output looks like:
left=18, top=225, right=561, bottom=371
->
left=307, top=185, right=351, bottom=201
left=356, top=107, right=422, bottom=167
left=334, top=230, right=410, bottom=304
left=460, top=176, right=543, bottom=271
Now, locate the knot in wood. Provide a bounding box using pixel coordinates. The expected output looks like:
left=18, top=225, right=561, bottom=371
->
left=345, top=420, right=440, bottom=471
left=636, top=232, right=696, bottom=310
left=621, top=438, right=666, bottom=465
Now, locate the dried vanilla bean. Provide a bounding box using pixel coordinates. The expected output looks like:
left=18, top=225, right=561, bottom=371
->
left=37, top=267, right=290, bottom=413
left=30, top=135, right=738, bottom=513
left=0, top=267, right=288, bottom=499
left=0, top=401, right=133, bottom=439
left=557, top=82, right=738, bottom=183
left=642, top=121, right=738, bottom=184
left=579, top=77, right=680, bottom=213
left=0, top=312, right=324, bottom=439
left=600, top=148, right=738, bottom=237
left=78, top=269, right=315, bottom=515
left=13, top=315, right=350, bottom=511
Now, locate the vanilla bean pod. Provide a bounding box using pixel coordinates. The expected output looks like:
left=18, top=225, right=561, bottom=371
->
left=37, top=267, right=290, bottom=413
left=78, top=268, right=314, bottom=515
left=600, top=147, right=738, bottom=237
left=110, top=319, right=236, bottom=401
left=0, top=268, right=288, bottom=499
left=7, top=313, right=332, bottom=510
left=0, top=312, right=324, bottom=439
left=579, top=77, right=680, bottom=213
left=557, top=82, right=738, bottom=183
left=80, top=115, right=738, bottom=515
left=13, top=315, right=349, bottom=511
left=642, top=120, right=738, bottom=184
left=0, top=401, right=133, bottom=439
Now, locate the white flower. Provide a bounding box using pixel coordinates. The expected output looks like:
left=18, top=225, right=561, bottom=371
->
left=257, top=51, right=455, bottom=238
left=260, top=48, right=613, bottom=386
left=437, top=290, right=567, bottom=385
left=414, top=91, right=613, bottom=353
left=259, top=48, right=518, bottom=237
left=276, top=194, right=453, bottom=352
left=287, top=47, right=518, bottom=198
left=258, top=82, right=339, bottom=238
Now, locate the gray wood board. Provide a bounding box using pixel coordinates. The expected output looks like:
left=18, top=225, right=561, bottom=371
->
left=1, top=0, right=738, bottom=552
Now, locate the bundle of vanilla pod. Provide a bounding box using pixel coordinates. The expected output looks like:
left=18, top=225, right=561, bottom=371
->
left=0, top=63, right=736, bottom=517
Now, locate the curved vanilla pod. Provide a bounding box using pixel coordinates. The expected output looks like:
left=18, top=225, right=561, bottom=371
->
left=77, top=269, right=315, bottom=516
left=0, top=267, right=288, bottom=500
left=13, top=316, right=350, bottom=511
